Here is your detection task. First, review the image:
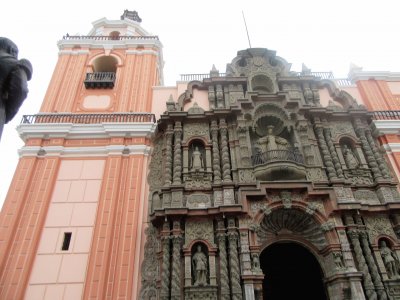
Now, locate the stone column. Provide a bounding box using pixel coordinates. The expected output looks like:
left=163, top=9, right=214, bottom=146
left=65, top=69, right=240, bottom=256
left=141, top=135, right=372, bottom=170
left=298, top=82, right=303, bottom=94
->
left=359, top=231, right=388, bottom=300
left=160, top=222, right=171, bottom=300
left=227, top=218, right=243, bottom=300
left=365, top=129, right=390, bottom=179
left=220, top=119, right=232, bottom=183
left=347, top=229, right=378, bottom=300
left=217, top=221, right=230, bottom=300
left=173, top=121, right=182, bottom=185
left=354, top=120, right=382, bottom=180
left=164, top=124, right=174, bottom=186
left=211, top=120, right=222, bottom=183
left=314, top=126, right=337, bottom=180
left=171, top=235, right=183, bottom=300
left=323, top=127, right=344, bottom=178
left=237, top=125, right=251, bottom=167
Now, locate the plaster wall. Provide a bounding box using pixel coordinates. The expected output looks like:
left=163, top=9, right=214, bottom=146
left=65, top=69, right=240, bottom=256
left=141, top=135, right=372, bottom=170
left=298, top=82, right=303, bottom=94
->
left=40, top=49, right=159, bottom=114
left=319, top=87, right=342, bottom=108
left=25, top=159, right=105, bottom=300
left=387, top=81, right=400, bottom=95
left=341, top=86, right=364, bottom=105
left=183, top=89, right=209, bottom=111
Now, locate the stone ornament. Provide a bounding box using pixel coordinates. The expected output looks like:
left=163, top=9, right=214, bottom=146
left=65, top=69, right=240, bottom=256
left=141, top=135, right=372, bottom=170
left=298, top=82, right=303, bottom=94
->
left=342, top=144, right=359, bottom=169
left=0, top=37, right=32, bottom=140
left=192, top=245, right=208, bottom=286
left=190, top=146, right=204, bottom=172
left=380, top=240, right=400, bottom=279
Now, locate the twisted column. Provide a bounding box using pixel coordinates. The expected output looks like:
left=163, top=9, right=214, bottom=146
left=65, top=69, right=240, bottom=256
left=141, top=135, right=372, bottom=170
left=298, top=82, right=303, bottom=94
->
left=217, top=232, right=230, bottom=300
left=359, top=231, right=388, bottom=300
left=173, top=121, right=182, bottom=184
left=160, top=236, right=171, bottom=300
left=314, top=126, right=337, bottom=180
left=211, top=120, right=222, bottom=183
left=323, top=128, right=344, bottom=178
left=228, top=231, right=242, bottom=300
left=220, top=119, right=232, bottom=182
left=164, top=124, right=174, bottom=186
left=171, top=235, right=182, bottom=300
left=347, top=230, right=377, bottom=300
left=354, top=120, right=382, bottom=180
left=365, top=129, right=390, bottom=179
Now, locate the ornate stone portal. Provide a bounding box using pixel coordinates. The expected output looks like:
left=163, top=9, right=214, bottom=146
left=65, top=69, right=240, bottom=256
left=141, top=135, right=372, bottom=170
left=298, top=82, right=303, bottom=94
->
left=140, top=48, right=400, bottom=299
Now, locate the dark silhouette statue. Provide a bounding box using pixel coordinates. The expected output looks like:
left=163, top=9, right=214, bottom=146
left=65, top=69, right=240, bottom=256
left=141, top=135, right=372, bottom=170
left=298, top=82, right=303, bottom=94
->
left=0, top=37, right=32, bottom=140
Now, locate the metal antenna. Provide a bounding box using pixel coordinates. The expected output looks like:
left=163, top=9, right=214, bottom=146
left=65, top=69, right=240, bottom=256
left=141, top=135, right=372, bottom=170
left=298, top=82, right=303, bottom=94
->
left=242, top=10, right=252, bottom=48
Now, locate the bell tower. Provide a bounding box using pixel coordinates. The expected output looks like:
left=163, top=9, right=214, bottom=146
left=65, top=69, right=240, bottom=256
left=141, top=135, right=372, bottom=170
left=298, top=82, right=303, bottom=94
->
left=0, top=11, right=162, bottom=299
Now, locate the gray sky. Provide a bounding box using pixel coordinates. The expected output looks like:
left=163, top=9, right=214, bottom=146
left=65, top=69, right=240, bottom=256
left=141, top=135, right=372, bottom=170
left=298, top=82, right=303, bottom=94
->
left=1, top=0, right=400, bottom=207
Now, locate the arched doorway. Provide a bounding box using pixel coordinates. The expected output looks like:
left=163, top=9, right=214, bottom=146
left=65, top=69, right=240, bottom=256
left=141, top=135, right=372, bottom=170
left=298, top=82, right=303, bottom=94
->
left=260, top=242, right=327, bottom=300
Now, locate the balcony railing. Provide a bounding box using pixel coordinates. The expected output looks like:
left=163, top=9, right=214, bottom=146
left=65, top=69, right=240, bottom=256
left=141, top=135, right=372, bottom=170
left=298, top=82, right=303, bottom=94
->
left=179, top=71, right=339, bottom=82
left=179, top=73, right=227, bottom=82
left=84, top=72, right=116, bottom=88
left=372, top=111, right=400, bottom=120
left=62, top=35, right=159, bottom=41
left=21, top=113, right=156, bottom=124
left=252, top=149, right=305, bottom=166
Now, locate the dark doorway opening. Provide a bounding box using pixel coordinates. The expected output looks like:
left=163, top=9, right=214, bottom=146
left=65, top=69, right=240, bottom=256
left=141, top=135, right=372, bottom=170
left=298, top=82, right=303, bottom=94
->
left=260, top=242, right=327, bottom=300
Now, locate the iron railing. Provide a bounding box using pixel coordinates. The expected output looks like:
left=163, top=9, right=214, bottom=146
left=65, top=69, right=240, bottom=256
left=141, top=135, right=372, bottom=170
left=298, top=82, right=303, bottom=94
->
left=21, top=113, right=156, bottom=124
left=252, top=149, right=304, bottom=166
left=84, top=72, right=116, bottom=88
left=372, top=111, right=400, bottom=120
left=62, top=35, right=159, bottom=41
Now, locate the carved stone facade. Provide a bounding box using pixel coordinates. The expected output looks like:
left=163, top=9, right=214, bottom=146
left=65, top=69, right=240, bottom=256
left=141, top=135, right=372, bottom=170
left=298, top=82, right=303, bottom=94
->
left=140, top=48, right=400, bottom=300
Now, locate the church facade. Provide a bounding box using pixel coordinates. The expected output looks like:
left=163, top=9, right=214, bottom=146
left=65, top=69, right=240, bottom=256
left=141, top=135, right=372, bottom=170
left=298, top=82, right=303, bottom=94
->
left=1, top=11, right=400, bottom=300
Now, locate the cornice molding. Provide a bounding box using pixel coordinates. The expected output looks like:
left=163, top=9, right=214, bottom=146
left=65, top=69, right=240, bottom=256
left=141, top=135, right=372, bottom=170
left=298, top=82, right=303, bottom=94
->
left=349, top=71, right=400, bottom=82
left=383, top=143, right=400, bottom=152
left=372, top=120, right=400, bottom=135
left=18, top=144, right=152, bottom=158
left=17, top=122, right=157, bottom=141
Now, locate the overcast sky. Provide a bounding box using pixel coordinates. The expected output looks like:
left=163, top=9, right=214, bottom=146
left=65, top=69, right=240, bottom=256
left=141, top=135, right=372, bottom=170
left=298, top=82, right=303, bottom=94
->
left=1, top=0, right=400, bottom=207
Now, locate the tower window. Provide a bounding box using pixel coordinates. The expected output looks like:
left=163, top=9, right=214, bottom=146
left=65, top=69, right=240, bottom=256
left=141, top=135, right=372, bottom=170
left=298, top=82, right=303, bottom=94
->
left=62, top=232, right=72, bottom=251
left=84, top=55, right=118, bottom=88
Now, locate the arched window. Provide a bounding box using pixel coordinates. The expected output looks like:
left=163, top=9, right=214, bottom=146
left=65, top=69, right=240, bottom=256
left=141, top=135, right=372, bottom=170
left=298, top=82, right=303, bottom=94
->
left=84, top=56, right=118, bottom=88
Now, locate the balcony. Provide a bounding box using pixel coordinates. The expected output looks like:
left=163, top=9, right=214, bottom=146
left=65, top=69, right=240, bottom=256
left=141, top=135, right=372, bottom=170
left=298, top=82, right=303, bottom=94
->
left=84, top=72, right=116, bottom=88
left=372, top=110, right=400, bottom=120
left=62, top=35, right=159, bottom=41
left=21, top=113, right=156, bottom=124
left=252, top=149, right=306, bottom=180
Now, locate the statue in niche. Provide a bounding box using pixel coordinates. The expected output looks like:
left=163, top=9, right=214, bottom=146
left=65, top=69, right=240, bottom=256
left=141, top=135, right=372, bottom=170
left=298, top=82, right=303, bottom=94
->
left=342, top=144, right=359, bottom=169
left=257, top=125, right=289, bottom=159
left=152, top=192, right=161, bottom=210
left=380, top=240, right=400, bottom=279
left=192, top=245, right=208, bottom=286
left=190, top=146, right=204, bottom=172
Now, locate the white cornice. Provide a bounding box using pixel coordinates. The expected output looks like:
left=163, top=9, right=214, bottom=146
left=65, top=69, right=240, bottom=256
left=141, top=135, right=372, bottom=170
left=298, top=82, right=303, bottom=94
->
left=58, top=39, right=162, bottom=51
left=18, top=144, right=152, bottom=158
left=125, top=50, right=158, bottom=56
left=349, top=70, right=400, bottom=82
left=383, top=143, right=400, bottom=152
left=372, top=120, right=400, bottom=135
left=17, top=123, right=157, bottom=141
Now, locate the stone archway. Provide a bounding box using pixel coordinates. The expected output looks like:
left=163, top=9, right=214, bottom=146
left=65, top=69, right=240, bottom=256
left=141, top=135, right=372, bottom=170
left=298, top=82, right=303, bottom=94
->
left=260, top=242, right=327, bottom=300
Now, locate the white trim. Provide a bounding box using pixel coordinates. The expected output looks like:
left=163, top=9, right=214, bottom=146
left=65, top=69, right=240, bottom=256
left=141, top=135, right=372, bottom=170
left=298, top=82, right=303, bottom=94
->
left=125, top=50, right=158, bottom=56
left=372, top=120, right=400, bottom=135
left=17, top=122, right=157, bottom=141
left=383, top=143, right=400, bottom=152
left=59, top=50, right=90, bottom=56
left=18, top=144, right=152, bottom=157
left=350, top=70, right=400, bottom=82
left=58, top=39, right=162, bottom=51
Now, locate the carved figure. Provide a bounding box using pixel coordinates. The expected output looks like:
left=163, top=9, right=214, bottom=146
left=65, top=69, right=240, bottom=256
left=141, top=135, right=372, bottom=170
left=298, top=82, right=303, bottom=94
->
left=190, top=146, right=204, bottom=171
left=343, top=145, right=359, bottom=169
left=257, top=125, right=289, bottom=156
left=380, top=240, right=400, bottom=279
left=0, top=37, right=32, bottom=140
left=192, top=245, right=208, bottom=286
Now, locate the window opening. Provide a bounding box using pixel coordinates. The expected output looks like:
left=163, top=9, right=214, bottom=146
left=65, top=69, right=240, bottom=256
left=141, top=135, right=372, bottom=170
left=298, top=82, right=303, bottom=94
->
left=62, top=232, right=72, bottom=251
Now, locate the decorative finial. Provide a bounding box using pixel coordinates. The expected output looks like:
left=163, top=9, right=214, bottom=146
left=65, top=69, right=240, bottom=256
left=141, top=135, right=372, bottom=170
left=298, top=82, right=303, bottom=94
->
left=301, top=63, right=311, bottom=75
left=120, top=10, right=142, bottom=23
left=210, top=64, right=219, bottom=78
